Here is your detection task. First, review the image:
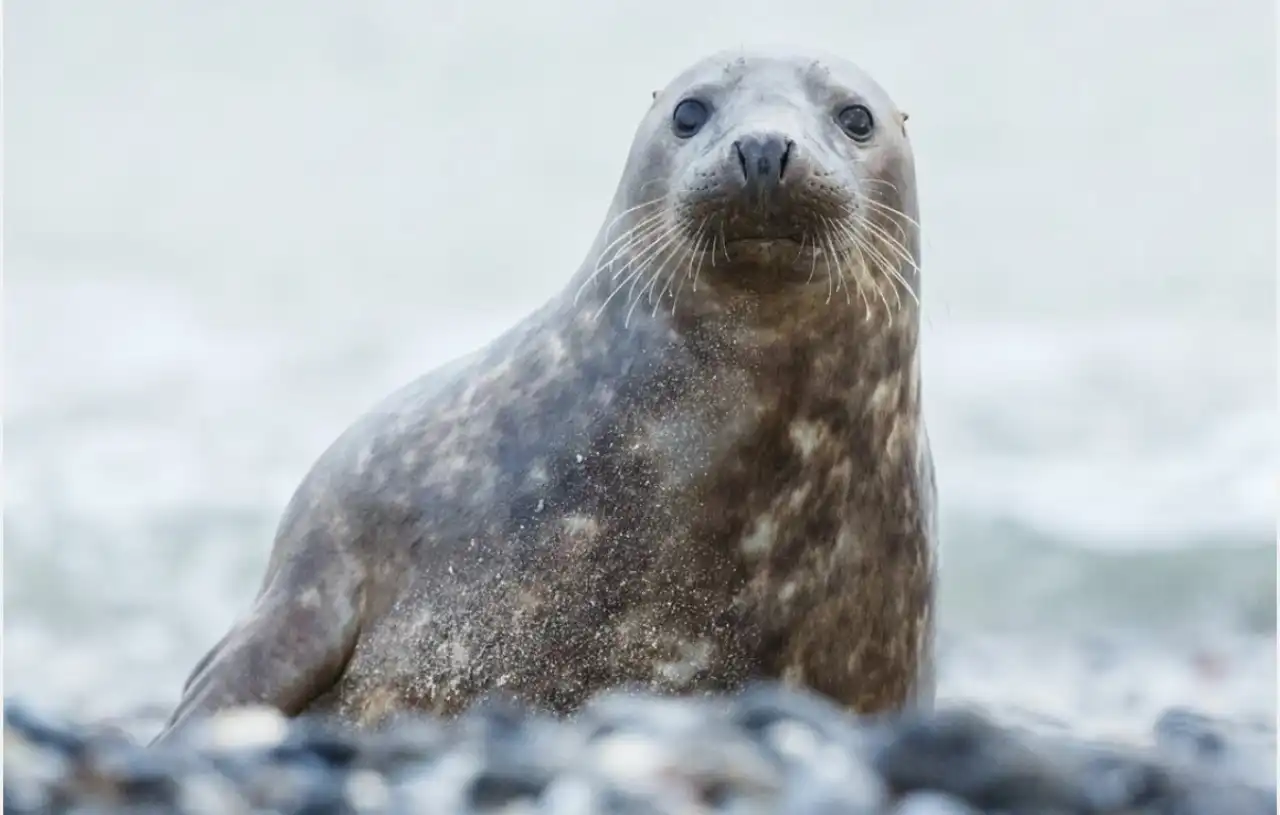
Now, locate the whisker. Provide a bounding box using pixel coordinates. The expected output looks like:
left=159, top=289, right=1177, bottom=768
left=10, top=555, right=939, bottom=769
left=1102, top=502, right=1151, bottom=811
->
left=860, top=211, right=921, bottom=268
left=667, top=217, right=710, bottom=314
left=652, top=226, right=704, bottom=319
left=629, top=231, right=688, bottom=326
left=574, top=211, right=669, bottom=305
left=804, top=231, right=819, bottom=284
left=604, top=214, right=671, bottom=279
left=648, top=219, right=710, bottom=311
left=834, top=214, right=898, bottom=323
left=853, top=230, right=901, bottom=325
left=861, top=242, right=895, bottom=326
left=679, top=231, right=711, bottom=314
left=623, top=224, right=684, bottom=303
left=594, top=222, right=683, bottom=321
left=856, top=213, right=914, bottom=265
left=820, top=217, right=852, bottom=305
left=697, top=227, right=724, bottom=293
left=855, top=194, right=923, bottom=233
left=818, top=226, right=840, bottom=304
left=600, top=197, right=666, bottom=244
left=860, top=177, right=904, bottom=200
left=793, top=232, right=809, bottom=265
left=828, top=218, right=873, bottom=317
left=861, top=218, right=921, bottom=281
left=592, top=210, right=669, bottom=279
left=837, top=196, right=924, bottom=318
left=856, top=215, right=921, bottom=308
left=667, top=240, right=696, bottom=316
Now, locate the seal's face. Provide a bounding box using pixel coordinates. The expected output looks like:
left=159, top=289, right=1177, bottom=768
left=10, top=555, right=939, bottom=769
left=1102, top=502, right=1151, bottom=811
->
left=605, top=50, right=919, bottom=302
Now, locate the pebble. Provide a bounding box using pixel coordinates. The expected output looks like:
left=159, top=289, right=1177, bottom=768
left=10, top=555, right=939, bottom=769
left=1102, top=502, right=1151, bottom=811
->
left=3, top=683, right=1274, bottom=814
left=1155, top=707, right=1228, bottom=765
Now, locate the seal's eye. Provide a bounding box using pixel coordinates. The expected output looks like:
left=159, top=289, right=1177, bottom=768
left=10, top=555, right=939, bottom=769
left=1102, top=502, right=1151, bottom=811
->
left=836, top=104, right=875, bottom=141
left=672, top=99, right=710, bottom=138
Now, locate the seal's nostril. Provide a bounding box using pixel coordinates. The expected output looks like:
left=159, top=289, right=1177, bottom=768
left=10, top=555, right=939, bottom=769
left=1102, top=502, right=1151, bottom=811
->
left=734, top=140, right=748, bottom=179
left=779, top=140, right=794, bottom=180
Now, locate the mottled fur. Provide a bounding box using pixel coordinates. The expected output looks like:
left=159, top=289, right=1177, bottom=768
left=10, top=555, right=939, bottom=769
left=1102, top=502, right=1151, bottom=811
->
left=156, top=48, right=937, bottom=741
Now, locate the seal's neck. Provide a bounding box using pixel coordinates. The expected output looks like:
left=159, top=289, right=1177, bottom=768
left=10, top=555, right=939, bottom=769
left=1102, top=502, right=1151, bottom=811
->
left=682, top=273, right=917, bottom=346
left=561, top=255, right=922, bottom=449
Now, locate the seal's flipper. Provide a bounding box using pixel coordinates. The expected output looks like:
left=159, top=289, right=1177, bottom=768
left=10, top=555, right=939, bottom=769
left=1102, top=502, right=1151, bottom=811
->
left=151, top=552, right=363, bottom=745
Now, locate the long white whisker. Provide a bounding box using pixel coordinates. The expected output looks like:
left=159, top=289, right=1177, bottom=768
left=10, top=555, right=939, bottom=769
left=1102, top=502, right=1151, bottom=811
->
left=820, top=217, right=852, bottom=304
left=804, top=232, right=819, bottom=284
left=828, top=215, right=885, bottom=320
left=622, top=225, right=685, bottom=309
left=829, top=219, right=873, bottom=316
left=604, top=214, right=671, bottom=279
left=857, top=214, right=921, bottom=308
left=699, top=226, right=727, bottom=293
left=673, top=229, right=710, bottom=315
left=854, top=231, right=901, bottom=325
left=860, top=216, right=920, bottom=277
left=793, top=232, right=809, bottom=265
left=818, top=226, right=839, bottom=304
left=835, top=219, right=867, bottom=310
left=664, top=217, right=709, bottom=315
left=856, top=194, right=923, bottom=233
left=575, top=211, right=670, bottom=305
left=630, top=229, right=690, bottom=325
left=600, top=197, right=666, bottom=245
left=616, top=221, right=681, bottom=284
left=651, top=229, right=701, bottom=319
left=853, top=231, right=899, bottom=326
left=595, top=223, right=683, bottom=320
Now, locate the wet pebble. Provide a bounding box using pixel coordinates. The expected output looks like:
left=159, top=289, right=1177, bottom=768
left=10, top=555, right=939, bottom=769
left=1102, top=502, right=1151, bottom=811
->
left=1155, top=707, right=1228, bottom=766
left=891, top=792, right=981, bottom=815
left=4, top=685, right=1273, bottom=814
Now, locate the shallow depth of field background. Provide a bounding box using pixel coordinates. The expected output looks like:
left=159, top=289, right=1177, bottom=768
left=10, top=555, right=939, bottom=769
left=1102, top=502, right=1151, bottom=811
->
left=5, top=0, right=1276, bottom=755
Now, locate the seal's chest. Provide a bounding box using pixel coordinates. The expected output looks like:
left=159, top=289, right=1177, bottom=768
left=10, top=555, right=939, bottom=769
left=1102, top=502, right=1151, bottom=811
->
left=632, top=371, right=767, bottom=491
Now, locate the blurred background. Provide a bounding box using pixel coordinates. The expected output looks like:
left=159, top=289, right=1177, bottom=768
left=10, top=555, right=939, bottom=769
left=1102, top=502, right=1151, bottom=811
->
left=4, top=0, right=1275, bottom=752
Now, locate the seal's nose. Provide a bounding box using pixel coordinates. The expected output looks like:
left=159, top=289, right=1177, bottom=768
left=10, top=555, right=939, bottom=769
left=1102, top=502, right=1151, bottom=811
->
left=734, top=134, right=794, bottom=196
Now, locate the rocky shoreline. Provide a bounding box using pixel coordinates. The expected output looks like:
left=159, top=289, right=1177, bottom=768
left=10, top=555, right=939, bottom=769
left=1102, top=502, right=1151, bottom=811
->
left=4, top=685, right=1275, bottom=814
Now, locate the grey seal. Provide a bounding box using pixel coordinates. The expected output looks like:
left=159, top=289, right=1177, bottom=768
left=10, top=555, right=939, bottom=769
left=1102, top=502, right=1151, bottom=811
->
left=155, top=47, right=937, bottom=742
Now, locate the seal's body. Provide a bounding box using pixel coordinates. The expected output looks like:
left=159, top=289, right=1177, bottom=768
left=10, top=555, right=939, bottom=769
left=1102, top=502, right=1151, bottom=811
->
left=157, top=48, right=937, bottom=740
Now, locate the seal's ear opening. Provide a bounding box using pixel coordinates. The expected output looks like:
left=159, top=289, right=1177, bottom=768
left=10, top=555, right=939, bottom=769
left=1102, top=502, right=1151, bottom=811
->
left=652, top=90, right=660, bottom=100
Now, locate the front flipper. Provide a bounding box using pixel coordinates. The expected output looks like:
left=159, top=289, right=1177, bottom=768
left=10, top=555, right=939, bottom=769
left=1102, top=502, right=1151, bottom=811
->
left=151, top=543, right=364, bottom=745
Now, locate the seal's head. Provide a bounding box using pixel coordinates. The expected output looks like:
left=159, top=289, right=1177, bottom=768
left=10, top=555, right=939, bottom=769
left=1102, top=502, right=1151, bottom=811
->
left=594, top=49, right=919, bottom=314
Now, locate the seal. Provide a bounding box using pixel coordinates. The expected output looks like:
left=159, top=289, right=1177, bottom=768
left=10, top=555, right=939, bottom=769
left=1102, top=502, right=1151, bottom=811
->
left=154, top=47, right=937, bottom=742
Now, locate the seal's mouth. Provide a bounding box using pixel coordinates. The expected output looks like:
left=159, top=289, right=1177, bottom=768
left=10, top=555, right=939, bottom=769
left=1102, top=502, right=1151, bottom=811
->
left=713, top=234, right=821, bottom=274
left=722, top=236, right=805, bottom=250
